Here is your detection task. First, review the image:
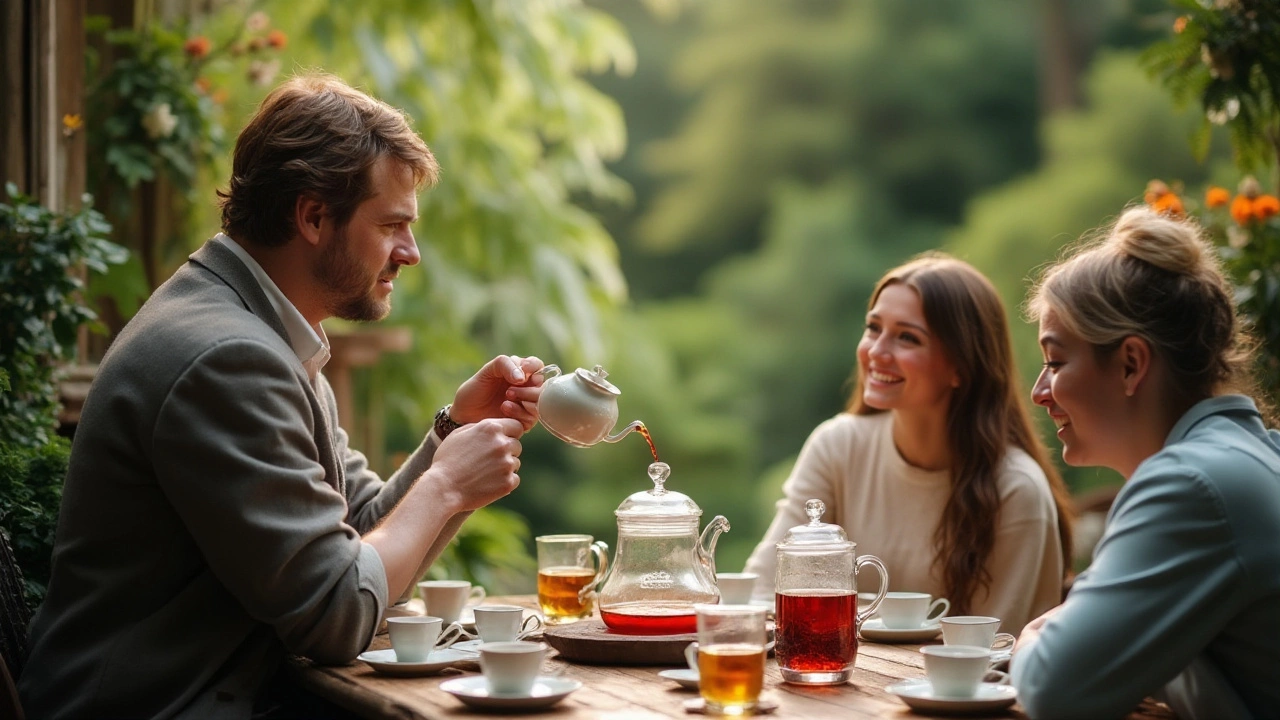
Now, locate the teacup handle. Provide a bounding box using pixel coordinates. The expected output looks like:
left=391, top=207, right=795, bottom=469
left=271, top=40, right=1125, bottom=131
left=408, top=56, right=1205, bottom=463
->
left=924, top=598, right=950, bottom=625
left=516, top=614, right=545, bottom=639
left=467, top=586, right=487, bottom=605
left=684, top=641, right=700, bottom=672
left=855, top=554, right=889, bottom=624
left=990, top=632, right=1016, bottom=652
left=434, top=621, right=471, bottom=649
left=578, top=541, right=610, bottom=605
left=984, top=669, right=1010, bottom=685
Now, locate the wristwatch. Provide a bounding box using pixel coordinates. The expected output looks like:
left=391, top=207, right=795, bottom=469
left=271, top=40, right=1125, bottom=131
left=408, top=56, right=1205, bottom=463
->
left=433, top=404, right=462, bottom=440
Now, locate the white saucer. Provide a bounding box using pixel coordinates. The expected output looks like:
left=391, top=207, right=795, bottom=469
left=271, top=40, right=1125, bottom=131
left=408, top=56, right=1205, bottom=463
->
left=885, top=678, right=1017, bottom=714
left=658, top=668, right=700, bottom=690
left=859, top=618, right=942, bottom=643
left=439, top=675, right=582, bottom=710
left=357, top=648, right=479, bottom=677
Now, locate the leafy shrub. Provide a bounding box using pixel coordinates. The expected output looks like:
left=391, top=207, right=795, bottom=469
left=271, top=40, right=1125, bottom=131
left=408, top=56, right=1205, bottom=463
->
left=0, top=183, right=125, bottom=448
left=0, top=435, right=69, bottom=611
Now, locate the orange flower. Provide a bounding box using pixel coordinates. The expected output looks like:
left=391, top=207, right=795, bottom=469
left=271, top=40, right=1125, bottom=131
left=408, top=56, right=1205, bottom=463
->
left=1174, top=16, right=1188, bottom=34
left=211, top=89, right=230, bottom=105
left=1205, top=186, right=1230, bottom=208
left=194, top=76, right=212, bottom=94
left=1231, top=195, right=1255, bottom=225
left=184, top=35, right=211, bottom=59
left=1255, top=195, right=1280, bottom=221
left=1152, top=192, right=1185, bottom=218
left=267, top=30, right=287, bottom=49
left=61, top=113, right=83, bottom=137
left=1144, top=180, right=1171, bottom=206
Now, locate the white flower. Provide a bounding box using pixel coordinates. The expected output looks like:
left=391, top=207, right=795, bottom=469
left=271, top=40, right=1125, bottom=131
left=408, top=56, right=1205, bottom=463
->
left=246, top=11, right=270, bottom=32
left=141, top=103, right=178, bottom=139
left=247, top=59, right=281, bottom=87
left=1206, top=97, right=1241, bottom=125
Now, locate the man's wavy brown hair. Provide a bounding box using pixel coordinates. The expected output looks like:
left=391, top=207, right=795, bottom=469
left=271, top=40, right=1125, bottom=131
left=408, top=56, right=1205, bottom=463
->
left=218, top=73, right=439, bottom=247
left=847, top=253, right=1073, bottom=613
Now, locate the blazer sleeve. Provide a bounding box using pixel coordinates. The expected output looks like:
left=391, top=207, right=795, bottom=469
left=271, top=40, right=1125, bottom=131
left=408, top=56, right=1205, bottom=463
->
left=152, top=338, right=386, bottom=663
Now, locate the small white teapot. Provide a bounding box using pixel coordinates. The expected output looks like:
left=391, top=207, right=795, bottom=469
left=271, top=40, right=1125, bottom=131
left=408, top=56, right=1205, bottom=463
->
left=536, top=364, right=642, bottom=448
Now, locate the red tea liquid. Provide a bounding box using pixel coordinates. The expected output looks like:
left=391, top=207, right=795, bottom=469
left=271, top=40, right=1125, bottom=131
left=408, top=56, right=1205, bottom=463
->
left=775, top=590, right=858, bottom=672
left=600, top=602, right=696, bottom=635
left=636, top=422, right=660, bottom=463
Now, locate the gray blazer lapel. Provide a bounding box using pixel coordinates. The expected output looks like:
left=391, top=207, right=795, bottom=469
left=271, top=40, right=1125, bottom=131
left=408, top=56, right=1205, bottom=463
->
left=189, top=240, right=291, bottom=346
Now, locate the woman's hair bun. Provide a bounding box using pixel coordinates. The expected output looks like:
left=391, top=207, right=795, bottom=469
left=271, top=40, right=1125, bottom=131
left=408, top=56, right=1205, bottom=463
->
left=1108, top=206, right=1208, bottom=276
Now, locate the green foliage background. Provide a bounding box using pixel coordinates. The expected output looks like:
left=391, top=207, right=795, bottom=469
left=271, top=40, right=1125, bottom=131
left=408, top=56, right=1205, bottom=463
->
left=65, top=0, right=1253, bottom=593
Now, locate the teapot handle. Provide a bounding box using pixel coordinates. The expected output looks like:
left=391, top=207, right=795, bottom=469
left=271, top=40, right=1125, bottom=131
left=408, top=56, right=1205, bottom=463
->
left=578, top=540, right=610, bottom=605
left=537, top=364, right=562, bottom=379
left=855, top=555, right=889, bottom=625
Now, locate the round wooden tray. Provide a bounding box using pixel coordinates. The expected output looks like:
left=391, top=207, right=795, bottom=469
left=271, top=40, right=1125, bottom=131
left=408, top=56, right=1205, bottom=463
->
left=543, top=619, right=775, bottom=666
left=542, top=620, right=695, bottom=666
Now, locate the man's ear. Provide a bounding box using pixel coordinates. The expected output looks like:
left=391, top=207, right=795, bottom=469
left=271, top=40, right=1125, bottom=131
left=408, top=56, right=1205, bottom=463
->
left=1119, top=335, right=1152, bottom=398
left=294, top=196, right=325, bottom=247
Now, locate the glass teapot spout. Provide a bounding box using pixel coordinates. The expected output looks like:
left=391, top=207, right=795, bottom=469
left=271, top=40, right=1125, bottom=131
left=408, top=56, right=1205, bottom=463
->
left=601, top=420, right=644, bottom=444
left=698, top=515, right=731, bottom=576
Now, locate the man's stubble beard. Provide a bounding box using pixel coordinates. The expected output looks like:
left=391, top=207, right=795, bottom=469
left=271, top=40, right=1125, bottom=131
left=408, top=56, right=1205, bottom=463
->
left=314, top=225, right=393, bottom=323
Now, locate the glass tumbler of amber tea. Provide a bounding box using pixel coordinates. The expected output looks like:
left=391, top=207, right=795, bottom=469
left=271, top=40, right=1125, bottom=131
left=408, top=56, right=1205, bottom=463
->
left=688, top=604, right=768, bottom=716
left=535, top=534, right=609, bottom=624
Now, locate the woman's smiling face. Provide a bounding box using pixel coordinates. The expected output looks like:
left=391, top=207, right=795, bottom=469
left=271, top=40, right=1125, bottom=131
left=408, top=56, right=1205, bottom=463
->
left=856, top=282, right=959, bottom=416
left=1032, top=307, right=1129, bottom=471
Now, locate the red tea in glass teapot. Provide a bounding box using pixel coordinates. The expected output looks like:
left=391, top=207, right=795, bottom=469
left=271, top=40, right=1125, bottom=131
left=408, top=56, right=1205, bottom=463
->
left=595, top=462, right=730, bottom=635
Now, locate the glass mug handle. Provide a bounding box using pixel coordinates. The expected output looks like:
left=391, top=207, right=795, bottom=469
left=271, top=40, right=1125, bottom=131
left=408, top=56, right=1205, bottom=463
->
left=578, top=540, right=610, bottom=605
left=855, top=554, right=889, bottom=625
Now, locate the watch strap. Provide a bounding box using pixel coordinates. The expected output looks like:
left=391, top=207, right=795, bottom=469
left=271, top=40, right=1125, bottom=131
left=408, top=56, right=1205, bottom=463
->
left=434, top=404, right=462, bottom=440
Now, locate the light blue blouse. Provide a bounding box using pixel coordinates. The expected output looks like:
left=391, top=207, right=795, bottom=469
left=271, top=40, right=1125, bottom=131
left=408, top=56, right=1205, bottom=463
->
left=1012, top=395, right=1280, bottom=720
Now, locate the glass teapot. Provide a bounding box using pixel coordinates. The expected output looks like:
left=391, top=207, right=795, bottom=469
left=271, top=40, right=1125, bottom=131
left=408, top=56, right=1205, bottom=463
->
left=536, top=364, right=643, bottom=447
left=774, top=499, right=888, bottom=685
left=596, top=462, right=730, bottom=635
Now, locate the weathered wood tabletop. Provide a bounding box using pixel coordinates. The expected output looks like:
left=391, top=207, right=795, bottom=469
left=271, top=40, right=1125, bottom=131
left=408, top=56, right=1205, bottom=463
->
left=285, top=595, right=1175, bottom=719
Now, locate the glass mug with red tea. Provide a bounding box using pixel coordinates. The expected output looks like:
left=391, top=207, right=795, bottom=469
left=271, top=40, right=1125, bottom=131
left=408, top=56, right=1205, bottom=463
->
left=535, top=534, right=609, bottom=624
left=595, top=462, right=730, bottom=635
left=774, top=499, right=888, bottom=685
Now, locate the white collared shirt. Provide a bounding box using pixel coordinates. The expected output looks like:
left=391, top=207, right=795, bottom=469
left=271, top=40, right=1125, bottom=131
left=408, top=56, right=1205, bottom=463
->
left=214, top=233, right=331, bottom=380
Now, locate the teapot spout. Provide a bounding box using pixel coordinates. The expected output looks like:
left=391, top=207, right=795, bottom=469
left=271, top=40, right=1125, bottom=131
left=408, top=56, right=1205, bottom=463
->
left=698, top=515, right=731, bottom=574
left=601, top=420, right=645, bottom=444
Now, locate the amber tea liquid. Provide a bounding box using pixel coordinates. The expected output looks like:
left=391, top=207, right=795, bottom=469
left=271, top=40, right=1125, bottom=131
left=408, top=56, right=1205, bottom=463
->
left=537, top=566, right=597, bottom=623
left=776, top=590, right=858, bottom=684
left=699, top=644, right=765, bottom=713
left=636, top=422, right=660, bottom=463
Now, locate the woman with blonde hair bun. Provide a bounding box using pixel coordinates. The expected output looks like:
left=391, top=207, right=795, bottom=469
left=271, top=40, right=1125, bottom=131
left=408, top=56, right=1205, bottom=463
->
left=1013, top=206, right=1280, bottom=720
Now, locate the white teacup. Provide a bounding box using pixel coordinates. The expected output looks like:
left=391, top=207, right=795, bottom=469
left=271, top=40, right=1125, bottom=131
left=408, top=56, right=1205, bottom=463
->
left=940, top=616, right=1016, bottom=652
left=921, top=645, right=1009, bottom=698
left=472, top=605, right=545, bottom=643
left=715, top=572, right=759, bottom=605
left=480, top=641, right=547, bottom=697
left=385, top=616, right=466, bottom=663
left=418, top=580, right=486, bottom=625
left=878, top=592, right=950, bottom=630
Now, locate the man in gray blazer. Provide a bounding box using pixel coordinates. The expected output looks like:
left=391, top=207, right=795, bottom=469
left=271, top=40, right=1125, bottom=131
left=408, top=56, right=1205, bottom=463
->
left=20, top=74, right=544, bottom=719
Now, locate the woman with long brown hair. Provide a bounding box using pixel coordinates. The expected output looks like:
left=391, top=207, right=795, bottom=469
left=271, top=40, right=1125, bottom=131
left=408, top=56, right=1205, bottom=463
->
left=744, top=252, right=1073, bottom=635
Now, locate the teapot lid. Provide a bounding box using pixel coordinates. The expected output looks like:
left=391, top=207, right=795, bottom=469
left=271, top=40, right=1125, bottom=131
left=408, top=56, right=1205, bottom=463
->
left=576, top=365, right=621, bottom=396
left=615, top=462, right=702, bottom=519
left=775, top=499, right=853, bottom=550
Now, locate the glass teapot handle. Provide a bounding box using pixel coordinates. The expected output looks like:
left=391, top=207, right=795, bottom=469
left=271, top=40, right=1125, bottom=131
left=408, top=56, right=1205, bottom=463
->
left=537, top=364, right=562, bottom=379
left=578, top=540, right=610, bottom=605
left=855, top=555, right=889, bottom=625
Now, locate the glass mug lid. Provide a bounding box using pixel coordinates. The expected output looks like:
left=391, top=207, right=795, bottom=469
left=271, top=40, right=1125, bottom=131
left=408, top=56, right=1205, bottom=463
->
left=614, top=462, right=702, bottom=519
left=775, top=499, right=853, bottom=551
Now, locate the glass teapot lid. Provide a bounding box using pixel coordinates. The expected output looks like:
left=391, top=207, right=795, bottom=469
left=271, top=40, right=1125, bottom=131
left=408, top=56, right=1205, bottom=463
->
left=775, top=499, right=853, bottom=551
left=614, top=462, right=702, bottom=520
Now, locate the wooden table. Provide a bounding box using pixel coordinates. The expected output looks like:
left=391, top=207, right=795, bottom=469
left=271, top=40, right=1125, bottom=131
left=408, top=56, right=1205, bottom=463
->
left=286, top=596, right=1174, bottom=719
